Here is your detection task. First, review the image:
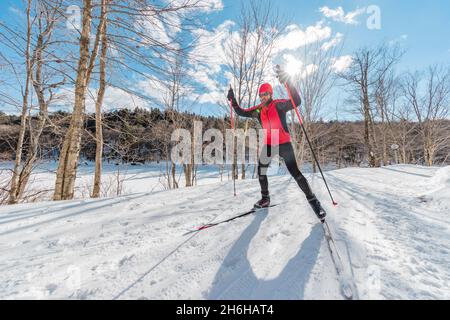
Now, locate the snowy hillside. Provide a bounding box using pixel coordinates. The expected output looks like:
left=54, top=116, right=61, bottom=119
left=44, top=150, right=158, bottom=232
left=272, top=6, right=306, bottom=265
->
left=0, top=164, right=449, bottom=300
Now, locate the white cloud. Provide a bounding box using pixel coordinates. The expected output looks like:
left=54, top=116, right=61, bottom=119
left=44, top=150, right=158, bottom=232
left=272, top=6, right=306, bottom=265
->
left=303, top=64, right=319, bottom=78
left=282, top=54, right=318, bottom=79
left=189, top=20, right=235, bottom=72
left=134, top=0, right=225, bottom=48
left=275, top=22, right=332, bottom=52
left=135, top=13, right=177, bottom=47
left=283, top=54, right=304, bottom=76
left=321, top=32, right=343, bottom=51
left=50, top=87, right=150, bottom=113
left=197, top=90, right=226, bottom=105
left=187, top=67, right=229, bottom=104
left=95, top=87, right=150, bottom=112
left=196, top=0, right=224, bottom=13
left=319, top=6, right=365, bottom=25
left=184, top=20, right=236, bottom=104
left=169, top=0, right=224, bottom=13
left=121, top=19, right=233, bottom=107
left=186, top=20, right=337, bottom=104
left=187, top=68, right=220, bottom=92
left=388, top=34, right=409, bottom=46
left=331, top=55, right=353, bottom=73
left=185, top=18, right=344, bottom=106
left=136, top=75, right=174, bottom=106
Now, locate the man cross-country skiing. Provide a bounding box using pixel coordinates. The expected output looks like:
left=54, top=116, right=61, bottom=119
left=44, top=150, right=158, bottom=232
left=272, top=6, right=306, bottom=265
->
left=227, top=66, right=326, bottom=222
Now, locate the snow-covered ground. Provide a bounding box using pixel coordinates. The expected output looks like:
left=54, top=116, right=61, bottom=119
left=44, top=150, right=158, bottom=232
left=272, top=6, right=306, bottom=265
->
left=0, top=161, right=236, bottom=201
left=0, top=160, right=336, bottom=202
left=0, top=163, right=449, bottom=299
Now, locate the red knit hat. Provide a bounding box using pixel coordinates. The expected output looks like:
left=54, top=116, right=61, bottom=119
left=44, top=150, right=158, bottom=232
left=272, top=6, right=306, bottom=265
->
left=259, top=83, right=273, bottom=95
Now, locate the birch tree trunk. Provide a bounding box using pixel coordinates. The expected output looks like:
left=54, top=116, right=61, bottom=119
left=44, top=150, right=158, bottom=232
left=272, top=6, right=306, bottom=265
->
left=17, top=2, right=62, bottom=201
left=18, top=35, right=48, bottom=200
left=92, top=0, right=109, bottom=198
left=8, top=0, right=32, bottom=205
left=54, top=0, right=92, bottom=200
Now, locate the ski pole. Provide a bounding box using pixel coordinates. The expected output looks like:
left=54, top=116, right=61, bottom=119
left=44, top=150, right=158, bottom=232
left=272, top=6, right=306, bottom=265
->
left=229, top=86, right=236, bottom=196
left=284, top=83, right=338, bottom=206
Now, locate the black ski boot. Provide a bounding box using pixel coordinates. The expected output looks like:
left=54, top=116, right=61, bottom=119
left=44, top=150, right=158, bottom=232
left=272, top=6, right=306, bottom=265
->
left=254, top=196, right=270, bottom=209
left=308, top=196, right=326, bottom=223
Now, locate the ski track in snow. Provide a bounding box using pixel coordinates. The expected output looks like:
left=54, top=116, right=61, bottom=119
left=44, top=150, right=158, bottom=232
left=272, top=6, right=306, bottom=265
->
left=0, top=164, right=449, bottom=299
left=324, top=165, right=450, bottom=299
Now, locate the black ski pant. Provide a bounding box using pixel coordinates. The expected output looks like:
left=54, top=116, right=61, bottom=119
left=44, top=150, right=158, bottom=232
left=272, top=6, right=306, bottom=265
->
left=258, top=142, right=315, bottom=200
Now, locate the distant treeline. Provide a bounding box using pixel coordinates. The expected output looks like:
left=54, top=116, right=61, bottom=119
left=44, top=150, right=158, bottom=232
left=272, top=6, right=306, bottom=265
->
left=0, top=108, right=448, bottom=166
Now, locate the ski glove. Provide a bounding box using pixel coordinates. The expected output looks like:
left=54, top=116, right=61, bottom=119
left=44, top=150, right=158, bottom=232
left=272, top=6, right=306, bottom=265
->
left=227, top=87, right=235, bottom=101
left=275, top=65, right=290, bottom=84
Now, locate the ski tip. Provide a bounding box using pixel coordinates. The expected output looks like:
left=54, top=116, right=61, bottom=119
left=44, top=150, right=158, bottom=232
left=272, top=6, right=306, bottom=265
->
left=332, top=201, right=338, bottom=206
left=341, top=284, right=354, bottom=300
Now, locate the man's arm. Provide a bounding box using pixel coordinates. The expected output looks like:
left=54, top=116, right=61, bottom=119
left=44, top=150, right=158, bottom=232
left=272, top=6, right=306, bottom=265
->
left=231, top=98, right=259, bottom=118
left=276, top=80, right=301, bottom=112
left=227, top=88, right=259, bottom=118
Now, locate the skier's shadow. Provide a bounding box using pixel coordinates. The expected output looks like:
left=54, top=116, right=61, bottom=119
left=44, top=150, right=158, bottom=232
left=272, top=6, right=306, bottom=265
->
left=208, top=209, right=323, bottom=299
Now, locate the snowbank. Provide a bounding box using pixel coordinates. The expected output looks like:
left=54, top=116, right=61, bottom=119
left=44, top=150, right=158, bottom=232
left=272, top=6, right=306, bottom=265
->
left=429, top=166, right=450, bottom=186
left=0, top=164, right=448, bottom=300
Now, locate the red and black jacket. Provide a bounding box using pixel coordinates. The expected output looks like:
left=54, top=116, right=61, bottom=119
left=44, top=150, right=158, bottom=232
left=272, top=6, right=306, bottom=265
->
left=231, top=82, right=301, bottom=146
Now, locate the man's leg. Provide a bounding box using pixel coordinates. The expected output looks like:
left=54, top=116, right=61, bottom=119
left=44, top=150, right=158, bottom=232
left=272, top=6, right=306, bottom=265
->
left=279, top=143, right=315, bottom=199
left=280, top=143, right=326, bottom=221
left=256, top=145, right=272, bottom=207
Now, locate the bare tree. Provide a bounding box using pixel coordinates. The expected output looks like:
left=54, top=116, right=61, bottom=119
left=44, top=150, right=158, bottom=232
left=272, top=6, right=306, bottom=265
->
left=6, top=0, right=34, bottom=204
left=373, top=68, right=398, bottom=165
left=289, top=38, right=343, bottom=172
left=92, top=0, right=110, bottom=198
left=386, top=92, right=418, bottom=164
left=339, top=44, right=403, bottom=167
left=164, top=54, right=191, bottom=188
left=1, top=0, right=64, bottom=203
left=54, top=0, right=96, bottom=200
left=225, top=0, right=287, bottom=180
left=18, top=1, right=65, bottom=202
left=402, top=66, right=450, bottom=166
left=54, top=0, right=212, bottom=200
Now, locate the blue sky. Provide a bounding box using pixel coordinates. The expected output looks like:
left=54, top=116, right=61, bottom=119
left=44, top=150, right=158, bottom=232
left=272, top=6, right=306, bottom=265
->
left=190, top=0, right=450, bottom=118
left=0, top=0, right=449, bottom=119
left=219, top=0, right=450, bottom=72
